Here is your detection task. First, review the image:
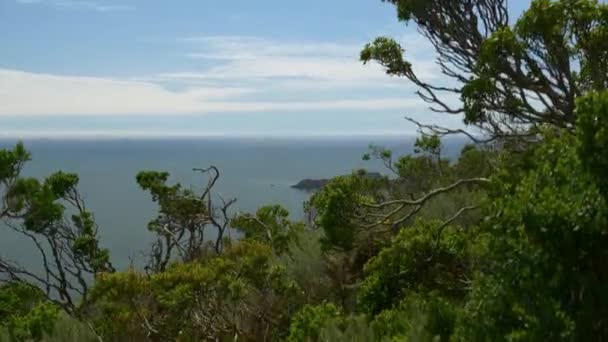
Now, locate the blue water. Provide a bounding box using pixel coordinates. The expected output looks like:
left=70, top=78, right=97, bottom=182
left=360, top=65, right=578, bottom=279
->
left=0, top=137, right=466, bottom=270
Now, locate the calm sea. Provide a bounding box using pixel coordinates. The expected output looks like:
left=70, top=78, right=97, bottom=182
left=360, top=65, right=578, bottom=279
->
left=0, top=137, right=466, bottom=270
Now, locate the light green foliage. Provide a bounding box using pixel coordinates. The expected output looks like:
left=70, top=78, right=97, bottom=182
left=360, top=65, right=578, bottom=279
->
left=318, top=314, right=375, bottom=342
left=89, top=239, right=300, bottom=341
left=0, top=310, right=98, bottom=342
left=288, top=295, right=457, bottom=342
left=281, top=229, right=332, bottom=304
left=38, top=312, right=98, bottom=342
left=287, top=303, right=343, bottom=342
left=288, top=307, right=374, bottom=342
left=4, top=302, right=59, bottom=341
left=371, top=293, right=457, bottom=342
left=364, top=138, right=490, bottom=222
left=83, top=268, right=151, bottom=341
left=413, top=135, right=441, bottom=157
left=452, top=144, right=495, bottom=180
left=360, top=36, right=411, bottom=77
left=232, top=205, right=305, bottom=255
left=0, top=282, right=46, bottom=324
left=0, top=282, right=59, bottom=341
left=393, top=155, right=440, bottom=195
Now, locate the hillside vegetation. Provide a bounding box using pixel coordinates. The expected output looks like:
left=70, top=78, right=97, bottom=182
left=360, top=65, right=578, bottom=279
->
left=2, top=0, right=608, bottom=340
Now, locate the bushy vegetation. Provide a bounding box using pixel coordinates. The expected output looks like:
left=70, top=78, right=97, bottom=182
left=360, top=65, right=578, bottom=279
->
left=2, top=0, right=608, bottom=340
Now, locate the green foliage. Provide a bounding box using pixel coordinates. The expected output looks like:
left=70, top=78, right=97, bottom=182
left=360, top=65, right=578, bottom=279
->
left=38, top=312, right=99, bottom=342
left=8, top=173, right=75, bottom=233
left=455, top=128, right=608, bottom=340
left=0, top=282, right=59, bottom=341
left=90, top=239, right=300, bottom=340
left=287, top=303, right=343, bottom=342
left=365, top=0, right=607, bottom=135
left=465, top=0, right=608, bottom=125
left=5, top=302, right=60, bottom=341
left=3, top=2, right=608, bottom=341
left=5, top=169, right=111, bottom=273
left=0, top=311, right=99, bottom=342
left=0, top=143, right=112, bottom=314
left=360, top=37, right=411, bottom=76
left=136, top=170, right=207, bottom=234
left=136, top=168, right=233, bottom=270
left=358, top=221, right=470, bottom=316
left=452, top=144, right=495, bottom=180
left=577, top=91, right=608, bottom=195
left=233, top=205, right=305, bottom=255
left=0, top=142, right=30, bottom=182
left=310, top=173, right=381, bottom=251
left=371, top=293, right=458, bottom=342
left=393, top=154, right=440, bottom=194
left=0, top=282, right=46, bottom=324
left=318, top=314, right=375, bottom=342
left=282, top=229, right=331, bottom=304
left=413, top=135, right=441, bottom=157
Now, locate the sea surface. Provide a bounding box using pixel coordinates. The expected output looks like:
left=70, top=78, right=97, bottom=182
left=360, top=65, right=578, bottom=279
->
left=0, top=137, right=466, bottom=270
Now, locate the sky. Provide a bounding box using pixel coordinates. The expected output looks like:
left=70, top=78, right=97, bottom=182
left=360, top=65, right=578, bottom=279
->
left=0, top=0, right=530, bottom=138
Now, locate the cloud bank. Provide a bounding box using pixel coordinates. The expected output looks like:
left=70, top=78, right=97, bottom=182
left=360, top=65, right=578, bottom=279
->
left=1, top=36, right=447, bottom=117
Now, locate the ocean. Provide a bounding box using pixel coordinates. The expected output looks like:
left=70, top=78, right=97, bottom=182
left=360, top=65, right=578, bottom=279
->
left=0, top=137, right=466, bottom=270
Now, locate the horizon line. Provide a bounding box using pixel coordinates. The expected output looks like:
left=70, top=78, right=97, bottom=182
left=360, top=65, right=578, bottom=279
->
left=0, top=130, right=424, bottom=140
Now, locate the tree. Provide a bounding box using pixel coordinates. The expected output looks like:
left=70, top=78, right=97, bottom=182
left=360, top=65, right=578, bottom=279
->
left=136, top=166, right=236, bottom=272
left=454, top=92, right=608, bottom=341
left=0, top=143, right=113, bottom=314
left=232, top=204, right=305, bottom=255
left=362, top=0, right=608, bottom=139
left=351, top=2, right=608, bottom=340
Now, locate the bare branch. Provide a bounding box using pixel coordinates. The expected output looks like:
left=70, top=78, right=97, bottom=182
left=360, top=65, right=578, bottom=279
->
left=364, top=178, right=490, bottom=209
left=360, top=178, right=489, bottom=231
left=437, top=204, right=481, bottom=233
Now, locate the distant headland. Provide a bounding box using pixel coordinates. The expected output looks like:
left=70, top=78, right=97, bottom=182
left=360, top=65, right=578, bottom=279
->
left=291, top=171, right=382, bottom=191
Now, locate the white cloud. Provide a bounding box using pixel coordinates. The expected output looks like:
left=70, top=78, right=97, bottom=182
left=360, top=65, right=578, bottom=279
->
left=0, top=69, right=244, bottom=115
left=180, top=36, right=362, bottom=59
left=170, top=36, right=440, bottom=88
left=0, top=35, right=454, bottom=118
left=0, top=69, right=429, bottom=116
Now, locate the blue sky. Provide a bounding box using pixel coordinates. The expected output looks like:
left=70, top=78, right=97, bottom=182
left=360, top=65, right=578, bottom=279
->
left=0, top=0, right=530, bottom=138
